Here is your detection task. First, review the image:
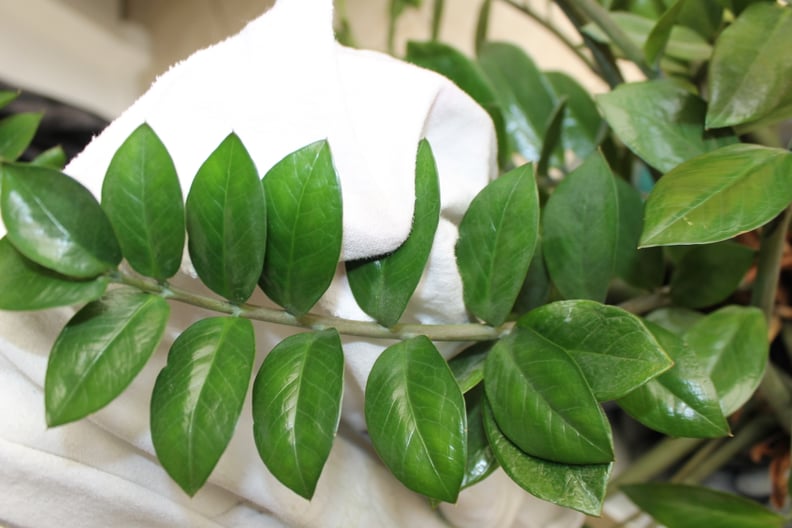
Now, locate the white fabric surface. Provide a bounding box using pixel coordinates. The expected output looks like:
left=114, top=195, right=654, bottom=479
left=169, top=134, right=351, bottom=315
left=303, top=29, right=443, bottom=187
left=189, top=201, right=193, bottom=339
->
left=0, top=1, right=584, bottom=526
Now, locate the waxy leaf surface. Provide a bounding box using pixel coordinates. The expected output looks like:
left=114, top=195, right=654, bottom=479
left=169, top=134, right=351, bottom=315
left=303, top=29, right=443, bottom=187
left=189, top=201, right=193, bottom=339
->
left=670, top=241, right=754, bottom=308
left=0, top=113, right=41, bottom=161
left=461, top=387, right=498, bottom=489
left=613, top=178, right=664, bottom=290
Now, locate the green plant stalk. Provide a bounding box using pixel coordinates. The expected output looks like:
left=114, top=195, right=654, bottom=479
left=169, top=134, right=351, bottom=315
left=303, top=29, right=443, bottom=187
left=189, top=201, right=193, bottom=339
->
left=431, top=0, right=444, bottom=40
left=669, top=437, right=725, bottom=483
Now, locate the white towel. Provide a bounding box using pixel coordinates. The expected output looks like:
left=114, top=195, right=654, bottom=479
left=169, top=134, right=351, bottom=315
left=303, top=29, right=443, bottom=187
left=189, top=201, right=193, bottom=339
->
left=0, top=1, right=583, bottom=526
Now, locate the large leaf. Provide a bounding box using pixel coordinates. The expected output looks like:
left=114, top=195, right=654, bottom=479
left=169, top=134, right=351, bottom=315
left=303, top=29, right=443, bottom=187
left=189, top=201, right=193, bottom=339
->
left=260, top=140, right=342, bottom=317
left=482, top=400, right=611, bottom=516
left=542, top=152, right=619, bottom=302
left=0, top=237, right=108, bottom=310
left=519, top=300, right=673, bottom=401
left=706, top=3, right=792, bottom=129
left=645, top=306, right=703, bottom=335
left=461, top=387, right=498, bottom=489
left=456, top=163, right=539, bottom=326
left=252, top=329, right=344, bottom=499
left=617, top=322, right=730, bottom=438
left=596, top=79, right=736, bottom=173
left=0, top=113, right=42, bottom=161
left=45, top=289, right=169, bottom=426
left=685, top=306, right=767, bottom=415
left=484, top=326, right=614, bottom=464
left=365, top=336, right=466, bottom=502
left=640, top=144, right=792, bottom=247
left=623, top=483, right=785, bottom=528
left=346, top=140, right=440, bottom=327
left=102, top=123, right=184, bottom=280
left=186, top=133, right=266, bottom=303
left=670, top=241, right=754, bottom=308
left=613, top=178, right=664, bottom=290
left=151, top=316, right=255, bottom=496
left=1, top=163, right=121, bottom=278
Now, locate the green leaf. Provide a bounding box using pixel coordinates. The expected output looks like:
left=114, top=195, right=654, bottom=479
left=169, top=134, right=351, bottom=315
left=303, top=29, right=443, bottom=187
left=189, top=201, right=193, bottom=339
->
left=674, top=0, right=723, bottom=40
left=186, top=133, right=266, bottom=303
left=151, top=316, right=255, bottom=496
left=260, top=140, right=342, bottom=317
left=1, top=163, right=121, bottom=277
left=685, top=306, right=767, bottom=415
left=0, top=113, right=41, bottom=161
left=456, top=163, right=539, bottom=326
left=346, top=140, right=440, bottom=327
left=365, top=336, right=466, bottom=502
left=645, top=306, right=703, bottom=334
left=461, top=386, right=498, bottom=489
left=0, top=90, right=18, bottom=110
left=102, top=123, right=184, bottom=280
left=614, top=178, right=664, bottom=290
left=482, top=399, right=611, bottom=516
left=623, top=483, right=785, bottom=528
left=448, top=341, right=491, bottom=394
left=511, top=239, right=551, bottom=315
left=596, top=79, right=736, bottom=173
left=640, top=144, right=792, bottom=247
left=478, top=42, right=557, bottom=162
left=617, top=322, right=730, bottom=438
left=644, top=0, right=687, bottom=65
left=670, top=241, right=754, bottom=308
left=536, top=98, right=567, bottom=177
left=519, top=300, right=673, bottom=401
left=252, top=329, right=344, bottom=499
left=484, top=326, right=614, bottom=464
left=45, top=289, right=169, bottom=426
left=544, top=72, right=602, bottom=163
left=31, top=145, right=67, bottom=169
left=542, top=152, right=619, bottom=302
left=0, top=237, right=108, bottom=310
left=706, top=3, right=792, bottom=129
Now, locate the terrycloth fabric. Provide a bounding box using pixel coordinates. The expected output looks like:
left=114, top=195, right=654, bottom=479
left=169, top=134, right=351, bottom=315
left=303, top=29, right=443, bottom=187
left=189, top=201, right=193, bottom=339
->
left=0, top=1, right=583, bottom=527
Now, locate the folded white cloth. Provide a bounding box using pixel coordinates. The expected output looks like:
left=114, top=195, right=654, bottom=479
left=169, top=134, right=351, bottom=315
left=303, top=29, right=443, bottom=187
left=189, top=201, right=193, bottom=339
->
left=0, top=1, right=583, bottom=526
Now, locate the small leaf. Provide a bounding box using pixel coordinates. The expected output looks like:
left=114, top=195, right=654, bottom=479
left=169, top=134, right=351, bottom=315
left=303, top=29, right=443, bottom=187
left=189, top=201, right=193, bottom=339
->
left=519, top=300, right=673, bottom=401
left=544, top=72, right=602, bottom=162
left=260, top=140, right=342, bottom=317
left=482, top=399, right=611, bottom=516
left=45, top=289, right=169, bottom=426
left=1, top=163, right=121, bottom=277
left=151, top=317, right=255, bottom=496
left=484, top=326, right=614, bottom=464
left=456, top=163, right=539, bottom=326
left=448, top=341, right=492, bottom=394
left=596, top=79, right=737, bottom=173
left=31, top=145, right=67, bottom=169
left=102, top=123, right=185, bottom=280
left=511, top=239, right=551, bottom=315
left=640, top=144, right=792, bottom=247
left=685, top=306, right=767, bottom=415
left=644, top=0, right=688, bottom=65
left=623, top=483, right=785, bottom=528
left=613, top=178, right=664, bottom=290
left=252, top=329, right=344, bottom=499
left=461, top=386, right=498, bottom=489
left=0, top=112, right=42, bottom=161
left=186, top=133, right=266, bottom=303
left=706, top=3, right=792, bottom=129
left=365, top=336, right=466, bottom=502
left=347, top=140, right=440, bottom=327
left=0, top=237, right=108, bottom=310
left=536, top=98, right=567, bottom=177
left=670, top=241, right=754, bottom=308
left=617, top=322, right=730, bottom=438
left=542, top=152, right=619, bottom=302
left=0, top=90, right=18, bottom=110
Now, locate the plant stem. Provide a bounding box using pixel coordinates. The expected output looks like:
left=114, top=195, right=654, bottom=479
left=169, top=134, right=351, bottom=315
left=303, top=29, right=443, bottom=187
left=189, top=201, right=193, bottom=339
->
left=431, top=0, right=444, bottom=40
left=669, top=437, right=725, bottom=483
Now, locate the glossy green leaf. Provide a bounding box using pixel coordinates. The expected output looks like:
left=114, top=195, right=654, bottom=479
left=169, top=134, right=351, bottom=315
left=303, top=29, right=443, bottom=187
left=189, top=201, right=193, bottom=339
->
left=685, top=306, right=767, bottom=415
left=478, top=42, right=557, bottom=162
left=0, top=90, right=18, bottom=109
left=31, top=145, right=67, bottom=169
left=544, top=72, right=602, bottom=162
left=670, top=241, right=754, bottom=308
left=617, top=322, right=730, bottom=437
left=365, top=336, right=466, bottom=502
left=596, top=79, right=736, bottom=173
left=519, top=300, right=673, bottom=401
left=0, top=113, right=41, bottom=161
left=640, top=144, right=792, bottom=247
left=186, top=133, right=266, bottom=303
left=537, top=98, right=567, bottom=177
left=614, top=178, right=664, bottom=290
left=645, top=306, right=703, bottom=334
left=252, top=329, right=343, bottom=499
left=706, top=3, right=792, bottom=129
left=584, top=12, right=712, bottom=61
left=511, top=239, right=551, bottom=315
left=448, top=341, right=491, bottom=394
left=102, top=123, right=184, bottom=280
left=260, top=140, right=342, bottom=317
left=484, top=326, right=614, bottom=464
left=542, top=153, right=618, bottom=302
left=347, top=140, right=439, bottom=327
left=673, top=0, right=723, bottom=39
left=482, top=400, right=610, bottom=516
left=623, top=483, right=785, bottom=528
left=461, top=387, right=498, bottom=489
left=1, top=163, right=121, bottom=278
left=151, top=316, right=255, bottom=496
left=456, top=163, right=539, bottom=326
left=644, top=0, right=687, bottom=65
left=0, top=237, right=108, bottom=310
left=45, top=289, right=169, bottom=426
